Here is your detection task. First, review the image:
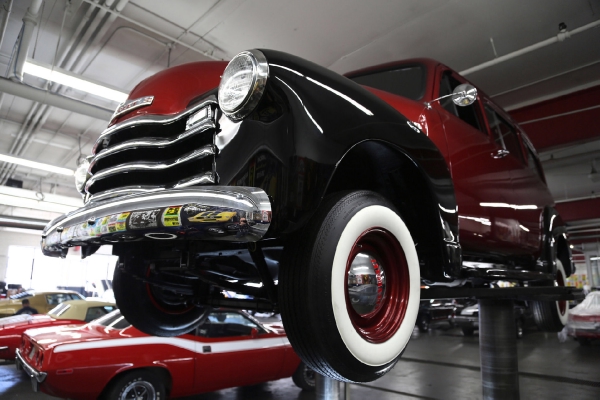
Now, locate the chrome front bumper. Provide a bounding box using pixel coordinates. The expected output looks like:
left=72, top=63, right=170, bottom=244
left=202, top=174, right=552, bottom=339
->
left=15, top=348, right=47, bottom=392
left=42, top=186, right=272, bottom=257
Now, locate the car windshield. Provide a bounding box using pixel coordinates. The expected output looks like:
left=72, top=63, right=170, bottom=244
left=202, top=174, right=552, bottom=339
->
left=349, top=64, right=426, bottom=101
left=89, top=309, right=131, bottom=330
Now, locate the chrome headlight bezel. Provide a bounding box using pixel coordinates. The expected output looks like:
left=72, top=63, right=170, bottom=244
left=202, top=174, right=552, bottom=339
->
left=218, top=49, right=269, bottom=121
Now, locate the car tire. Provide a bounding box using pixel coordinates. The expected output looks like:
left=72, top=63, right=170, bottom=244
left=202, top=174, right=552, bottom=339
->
left=292, top=362, right=316, bottom=391
left=101, top=370, right=166, bottom=400
left=462, top=327, right=475, bottom=336
left=417, top=315, right=431, bottom=332
left=280, top=191, right=421, bottom=382
left=113, top=255, right=211, bottom=337
left=531, top=259, right=569, bottom=332
left=576, top=337, right=591, bottom=346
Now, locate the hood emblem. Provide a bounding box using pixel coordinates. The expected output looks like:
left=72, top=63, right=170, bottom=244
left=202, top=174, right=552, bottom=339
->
left=112, top=96, right=154, bottom=119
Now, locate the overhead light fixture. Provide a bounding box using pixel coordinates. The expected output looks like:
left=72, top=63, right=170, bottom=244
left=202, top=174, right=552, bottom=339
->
left=0, top=153, right=74, bottom=176
left=0, top=186, right=82, bottom=214
left=23, top=60, right=128, bottom=103
left=588, top=160, right=600, bottom=183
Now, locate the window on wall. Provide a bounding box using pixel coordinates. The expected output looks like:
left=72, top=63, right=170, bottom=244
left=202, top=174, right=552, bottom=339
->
left=6, top=245, right=118, bottom=297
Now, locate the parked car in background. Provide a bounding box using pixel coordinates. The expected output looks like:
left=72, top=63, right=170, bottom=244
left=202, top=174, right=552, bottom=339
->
left=567, top=291, right=600, bottom=345
left=40, top=49, right=573, bottom=382
left=0, top=290, right=85, bottom=317
left=0, top=300, right=116, bottom=361
left=416, top=299, right=457, bottom=332
left=452, top=300, right=536, bottom=338
left=16, top=309, right=313, bottom=399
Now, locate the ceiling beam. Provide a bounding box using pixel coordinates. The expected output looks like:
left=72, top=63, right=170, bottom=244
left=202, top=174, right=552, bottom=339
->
left=509, top=85, right=600, bottom=151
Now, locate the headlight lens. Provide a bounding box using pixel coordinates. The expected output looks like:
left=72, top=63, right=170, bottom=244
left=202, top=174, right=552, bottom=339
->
left=74, top=158, right=90, bottom=195
left=218, top=49, right=268, bottom=120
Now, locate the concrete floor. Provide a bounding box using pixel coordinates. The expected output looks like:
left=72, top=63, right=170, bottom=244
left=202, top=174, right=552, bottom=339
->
left=2, top=325, right=599, bottom=399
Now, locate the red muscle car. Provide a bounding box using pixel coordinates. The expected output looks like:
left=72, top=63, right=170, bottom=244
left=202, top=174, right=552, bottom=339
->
left=40, top=49, right=573, bottom=382
left=0, top=299, right=116, bottom=360
left=16, top=309, right=313, bottom=399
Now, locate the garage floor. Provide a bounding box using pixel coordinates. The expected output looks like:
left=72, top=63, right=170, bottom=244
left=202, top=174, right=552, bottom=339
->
left=2, top=326, right=599, bottom=400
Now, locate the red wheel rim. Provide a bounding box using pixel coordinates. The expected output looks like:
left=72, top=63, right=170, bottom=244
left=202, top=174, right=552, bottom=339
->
left=344, top=228, right=410, bottom=344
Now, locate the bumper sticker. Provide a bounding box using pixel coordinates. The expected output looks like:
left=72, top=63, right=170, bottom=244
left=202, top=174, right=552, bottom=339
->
left=129, top=209, right=161, bottom=230
left=162, top=207, right=182, bottom=227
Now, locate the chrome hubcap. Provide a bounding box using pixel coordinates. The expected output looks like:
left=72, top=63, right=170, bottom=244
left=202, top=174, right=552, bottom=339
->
left=120, top=380, right=156, bottom=400
left=347, top=252, right=386, bottom=316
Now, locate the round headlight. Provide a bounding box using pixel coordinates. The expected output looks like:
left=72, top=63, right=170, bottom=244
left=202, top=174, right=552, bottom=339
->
left=218, top=49, right=268, bottom=120
left=74, top=158, right=90, bottom=195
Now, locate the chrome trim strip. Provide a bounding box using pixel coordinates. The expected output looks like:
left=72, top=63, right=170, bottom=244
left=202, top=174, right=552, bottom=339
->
left=85, top=145, right=215, bottom=192
left=41, top=187, right=272, bottom=255
left=174, top=172, right=216, bottom=188
left=94, top=99, right=217, bottom=153
left=15, top=348, right=47, bottom=384
left=90, top=120, right=215, bottom=172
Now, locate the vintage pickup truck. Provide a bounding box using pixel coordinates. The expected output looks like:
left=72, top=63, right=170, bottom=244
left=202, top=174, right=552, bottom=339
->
left=41, top=49, right=572, bottom=382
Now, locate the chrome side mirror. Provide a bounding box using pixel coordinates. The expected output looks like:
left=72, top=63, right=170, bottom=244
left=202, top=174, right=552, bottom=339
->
left=425, top=84, right=478, bottom=109
left=451, top=84, right=477, bottom=107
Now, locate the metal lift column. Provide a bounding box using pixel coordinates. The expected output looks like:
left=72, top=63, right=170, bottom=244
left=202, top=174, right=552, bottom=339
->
left=479, top=298, right=519, bottom=400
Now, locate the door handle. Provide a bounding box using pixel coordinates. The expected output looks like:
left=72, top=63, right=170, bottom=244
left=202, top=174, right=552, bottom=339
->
left=492, top=149, right=510, bottom=159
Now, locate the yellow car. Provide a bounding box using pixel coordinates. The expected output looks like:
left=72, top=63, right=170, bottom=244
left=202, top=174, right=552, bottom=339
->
left=187, top=211, right=237, bottom=223
left=0, top=290, right=85, bottom=317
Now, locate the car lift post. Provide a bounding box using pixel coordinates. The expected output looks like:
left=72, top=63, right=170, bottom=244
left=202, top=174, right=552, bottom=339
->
left=479, top=298, right=519, bottom=399
left=315, top=374, right=350, bottom=400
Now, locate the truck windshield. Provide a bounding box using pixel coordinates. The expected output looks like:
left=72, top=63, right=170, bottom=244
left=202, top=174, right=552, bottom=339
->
left=349, top=64, right=426, bottom=101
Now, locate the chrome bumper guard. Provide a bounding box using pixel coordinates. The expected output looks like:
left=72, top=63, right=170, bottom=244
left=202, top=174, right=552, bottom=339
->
left=15, top=348, right=47, bottom=392
left=42, top=186, right=272, bottom=257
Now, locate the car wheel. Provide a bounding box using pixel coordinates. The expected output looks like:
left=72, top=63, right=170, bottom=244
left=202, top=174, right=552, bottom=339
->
left=462, top=327, right=475, bottom=336
left=101, top=370, right=165, bottom=400
left=531, top=259, right=569, bottom=332
left=292, top=362, right=316, bottom=391
left=280, top=191, right=421, bottom=382
left=113, top=255, right=211, bottom=337
left=417, top=315, right=431, bottom=332
left=515, top=318, right=524, bottom=339
left=576, top=337, right=591, bottom=346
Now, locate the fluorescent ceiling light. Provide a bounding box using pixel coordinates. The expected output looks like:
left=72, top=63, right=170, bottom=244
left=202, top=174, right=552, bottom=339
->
left=0, top=186, right=82, bottom=214
left=0, top=153, right=74, bottom=176
left=23, top=60, right=128, bottom=103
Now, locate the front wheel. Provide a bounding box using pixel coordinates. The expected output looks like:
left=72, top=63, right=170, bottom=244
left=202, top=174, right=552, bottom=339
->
left=101, top=370, right=165, bottom=400
left=113, top=256, right=211, bottom=337
left=292, top=362, right=316, bottom=391
left=280, top=191, right=421, bottom=382
left=531, top=259, right=569, bottom=332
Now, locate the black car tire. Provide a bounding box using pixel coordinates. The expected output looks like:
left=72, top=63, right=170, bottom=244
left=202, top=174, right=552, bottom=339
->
left=531, top=259, right=569, bottom=332
left=462, top=327, right=475, bottom=336
left=101, top=370, right=165, bottom=400
left=113, top=255, right=211, bottom=337
left=280, top=191, right=421, bottom=382
left=417, top=315, right=431, bottom=332
left=292, top=362, right=316, bottom=391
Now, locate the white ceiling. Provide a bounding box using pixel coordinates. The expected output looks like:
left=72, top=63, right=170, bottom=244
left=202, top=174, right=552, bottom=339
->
left=0, top=0, right=599, bottom=246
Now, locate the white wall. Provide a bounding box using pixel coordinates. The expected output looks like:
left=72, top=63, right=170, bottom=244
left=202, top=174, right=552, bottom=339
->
left=0, top=228, right=43, bottom=282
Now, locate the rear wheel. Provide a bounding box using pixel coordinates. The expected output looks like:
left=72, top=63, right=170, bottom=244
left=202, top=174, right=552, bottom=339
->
left=462, top=327, right=475, bottom=336
left=417, top=315, right=431, bottom=332
left=101, top=370, right=165, bottom=400
left=292, top=362, right=316, bottom=391
left=532, top=259, right=569, bottom=332
left=280, top=191, right=421, bottom=382
left=113, top=255, right=211, bottom=337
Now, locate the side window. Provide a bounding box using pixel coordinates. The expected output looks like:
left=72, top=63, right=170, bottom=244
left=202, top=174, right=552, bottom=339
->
left=526, top=147, right=546, bottom=182
left=197, top=312, right=262, bottom=338
left=84, top=306, right=117, bottom=322
left=46, top=293, right=68, bottom=305
left=484, top=105, right=525, bottom=163
left=439, top=72, right=484, bottom=133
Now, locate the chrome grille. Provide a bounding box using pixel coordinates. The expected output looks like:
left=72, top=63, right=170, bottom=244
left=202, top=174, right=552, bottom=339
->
left=87, top=100, right=218, bottom=202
